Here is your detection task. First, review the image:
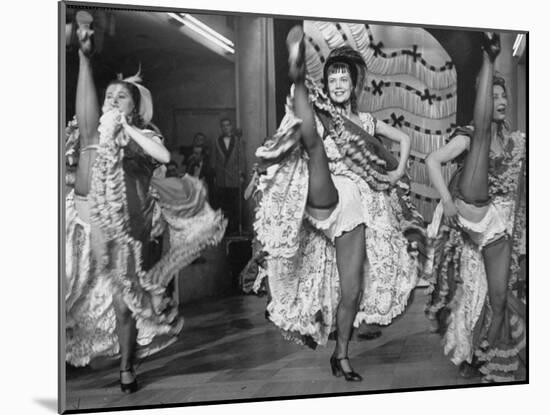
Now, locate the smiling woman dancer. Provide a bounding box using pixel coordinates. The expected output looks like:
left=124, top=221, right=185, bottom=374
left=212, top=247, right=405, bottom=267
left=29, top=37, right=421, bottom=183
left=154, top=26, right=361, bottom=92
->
left=425, top=32, right=526, bottom=383
left=252, top=26, right=425, bottom=381
left=65, top=11, right=226, bottom=393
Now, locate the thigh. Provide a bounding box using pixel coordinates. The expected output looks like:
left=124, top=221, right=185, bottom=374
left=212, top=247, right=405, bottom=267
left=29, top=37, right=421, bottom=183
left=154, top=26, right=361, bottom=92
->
left=306, top=144, right=338, bottom=208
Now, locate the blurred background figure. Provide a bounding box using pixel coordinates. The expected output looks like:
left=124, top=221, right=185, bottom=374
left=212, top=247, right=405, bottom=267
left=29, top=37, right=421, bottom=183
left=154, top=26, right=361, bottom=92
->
left=187, top=133, right=210, bottom=178
left=179, top=153, right=188, bottom=177
left=166, top=160, right=179, bottom=178
left=213, top=118, right=246, bottom=235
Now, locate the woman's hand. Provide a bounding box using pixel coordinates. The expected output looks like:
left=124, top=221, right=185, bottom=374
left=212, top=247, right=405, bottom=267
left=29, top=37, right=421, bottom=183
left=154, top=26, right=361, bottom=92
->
left=119, top=111, right=130, bottom=128
left=114, top=111, right=131, bottom=146
left=374, top=120, right=411, bottom=179
left=442, top=198, right=459, bottom=227
left=98, top=109, right=123, bottom=141
left=387, top=168, right=405, bottom=185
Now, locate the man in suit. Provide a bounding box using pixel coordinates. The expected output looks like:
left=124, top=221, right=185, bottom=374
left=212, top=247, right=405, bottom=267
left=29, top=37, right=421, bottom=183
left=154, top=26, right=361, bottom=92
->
left=213, top=118, right=246, bottom=235
left=187, top=133, right=211, bottom=181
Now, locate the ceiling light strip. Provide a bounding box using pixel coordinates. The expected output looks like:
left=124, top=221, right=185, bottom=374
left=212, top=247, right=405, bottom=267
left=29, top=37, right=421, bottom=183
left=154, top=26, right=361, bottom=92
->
left=182, top=14, right=235, bottom=47
left=513, top=33, right=524, bottom=57
left=167, top=12, right=234, bottom=54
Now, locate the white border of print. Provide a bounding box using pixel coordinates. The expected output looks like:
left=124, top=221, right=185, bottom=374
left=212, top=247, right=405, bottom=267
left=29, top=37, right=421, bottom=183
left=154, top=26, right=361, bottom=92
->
left=3, top=0, right=543, bottom=414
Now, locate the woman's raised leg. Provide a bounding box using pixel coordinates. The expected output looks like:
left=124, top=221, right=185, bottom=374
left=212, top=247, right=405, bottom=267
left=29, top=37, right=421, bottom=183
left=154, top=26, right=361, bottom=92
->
left=287, top=26, right=338, bottom=210
left=74, top=10, right=101, bottom=196
left=458, top=32, right=500, bottom=206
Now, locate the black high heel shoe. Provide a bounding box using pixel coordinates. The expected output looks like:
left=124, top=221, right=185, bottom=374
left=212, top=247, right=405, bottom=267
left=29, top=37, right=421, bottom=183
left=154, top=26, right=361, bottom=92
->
left=458, top=361, right=481, bottom=379
left=330, top=356, right=363, bottom=382
left=286, top=25, right=306, bottom=83
left=120, top=369, right=139, bottom=394
left=75, top=10, right=95, bottom=57
left=481, top=31, right=501, bottom=62
left=459, top=355, right=483, bottom=379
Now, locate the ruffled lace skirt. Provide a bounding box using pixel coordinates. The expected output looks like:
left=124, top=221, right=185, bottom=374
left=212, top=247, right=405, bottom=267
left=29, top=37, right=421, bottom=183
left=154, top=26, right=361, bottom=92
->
left=65, top=176, right=227, bottom=366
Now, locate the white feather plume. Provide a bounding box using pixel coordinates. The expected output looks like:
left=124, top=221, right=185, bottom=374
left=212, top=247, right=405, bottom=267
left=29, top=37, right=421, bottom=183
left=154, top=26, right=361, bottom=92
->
left=122, top=64, right=143, bottom=85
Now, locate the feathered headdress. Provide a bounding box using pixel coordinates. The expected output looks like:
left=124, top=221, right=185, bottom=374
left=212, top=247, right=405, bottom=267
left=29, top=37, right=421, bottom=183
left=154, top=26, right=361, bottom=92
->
left=117, top=65, right=153, bottom=125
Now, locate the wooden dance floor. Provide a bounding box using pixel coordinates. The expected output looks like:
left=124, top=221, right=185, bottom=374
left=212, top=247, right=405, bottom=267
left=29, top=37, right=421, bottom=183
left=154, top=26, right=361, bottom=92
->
left=65, top=288, right=526, bottom=411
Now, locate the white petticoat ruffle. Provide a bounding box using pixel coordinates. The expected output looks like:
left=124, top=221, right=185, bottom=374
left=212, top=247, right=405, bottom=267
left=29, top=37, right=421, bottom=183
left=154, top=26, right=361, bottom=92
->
left=305, top=175, right=365, bottom=242
left=429, top=199, right=508, bottom=249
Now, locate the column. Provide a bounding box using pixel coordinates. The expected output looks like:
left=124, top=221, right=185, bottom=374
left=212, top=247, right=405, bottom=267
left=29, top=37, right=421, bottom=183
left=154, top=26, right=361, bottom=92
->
left=235, top=16, right=276, bottom=231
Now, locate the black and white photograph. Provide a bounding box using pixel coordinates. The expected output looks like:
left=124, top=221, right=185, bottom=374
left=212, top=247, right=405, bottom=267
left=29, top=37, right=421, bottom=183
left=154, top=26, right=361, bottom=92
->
left=57, top=0, right=529, bottom=413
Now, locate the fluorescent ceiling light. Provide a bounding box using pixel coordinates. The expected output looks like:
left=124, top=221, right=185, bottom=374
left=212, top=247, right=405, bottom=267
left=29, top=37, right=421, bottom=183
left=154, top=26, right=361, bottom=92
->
left=513, top=34, right=524, bottom=57
left=167, top=12, right=235, bottom=54
left=181, top=14, right=234, bottom=47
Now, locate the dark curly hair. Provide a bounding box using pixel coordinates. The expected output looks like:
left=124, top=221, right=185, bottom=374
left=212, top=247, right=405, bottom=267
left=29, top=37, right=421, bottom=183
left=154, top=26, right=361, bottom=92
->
left=492, top=73, right=507, bottom=94
left=322, top=46, right=367, bottom=114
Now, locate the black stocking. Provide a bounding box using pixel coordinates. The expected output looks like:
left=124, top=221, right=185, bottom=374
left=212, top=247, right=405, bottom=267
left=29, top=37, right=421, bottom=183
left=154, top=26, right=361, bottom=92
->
left=482, top=237, right=512, bottom=344
left=458, top=43, right=495, bottom=204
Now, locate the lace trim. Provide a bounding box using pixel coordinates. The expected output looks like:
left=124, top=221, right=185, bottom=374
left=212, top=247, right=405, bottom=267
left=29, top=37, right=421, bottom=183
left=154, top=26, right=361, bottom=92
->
left=425, top=226, right=465, bottom=320
left=255, top=95, right=302, bottom=162
left=448, top=239, right=490, bottom=362
left=482, top=374, right=516, bottom=383
left=475, top=336, right=526, bottom=361
left=304, top=204, right=340, bottom=231
left=253, top=147, right=309, bottom=258
left=456, top=204, right=508, bottom=249
left=480, top=361, right=520, bottom=374
left=252, top=267, right=268, bottom=294
left=358, top=112, right=376, bottom=135
left=65, top=190, right=92, bottom=309
left=304, top=201, right=366, bottom=242
left=266, top=301, right=332, bottom=346
left=146, top=206, right=227, bottom=291
left=353, top=292, right=413, bottom=327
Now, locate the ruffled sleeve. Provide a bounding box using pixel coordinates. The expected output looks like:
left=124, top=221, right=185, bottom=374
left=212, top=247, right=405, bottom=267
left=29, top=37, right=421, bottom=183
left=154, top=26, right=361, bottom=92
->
left=447, top=125, right=474, bottom=143
left=358, top=112, right=376, bottom=136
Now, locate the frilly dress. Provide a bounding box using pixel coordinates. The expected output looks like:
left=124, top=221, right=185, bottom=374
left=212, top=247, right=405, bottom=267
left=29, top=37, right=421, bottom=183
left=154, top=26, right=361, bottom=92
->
left=425, top=126, right=526, bottom=382
left=252, top=80, right=426, bottom=347
left=65, top=114, right=227, bottom=366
